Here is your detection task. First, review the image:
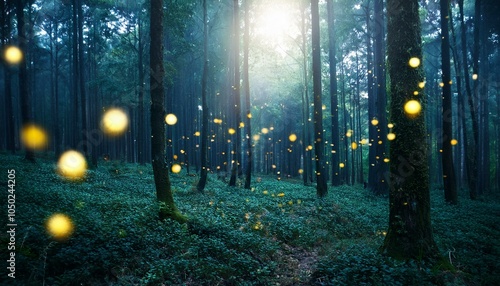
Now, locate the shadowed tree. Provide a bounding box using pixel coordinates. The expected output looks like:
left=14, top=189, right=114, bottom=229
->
left=150, top=0, right=186, bottom=222
left=311, top=0, right=328, bottom=197
left=243, top=0, right=252, bottom=189
left=381, top=0, right=439, bottom=260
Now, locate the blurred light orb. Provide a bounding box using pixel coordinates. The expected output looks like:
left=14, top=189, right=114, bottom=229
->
left=404, top=100, right=422, bottom=117
left=228, top=128, right=236, bottom=135
left=418, top=81, right=426, bottom=89
left=388, top=123, right=394, bottom=129
left=5, top=46, right=23, bottom=65
left=339, top=163, right=345, bottom=168
left=46, top=213, right=74, bottom=240
left=383, top=158, right=390, bottom=163
left=387, top=133, right=396, bottom=141
left=450, top=139, right=458, bottom=146
left=472, top=74, right=478, bottom=80
left=307, top=145, right=313, bottom=151
left=21, top=124, right=48, bottom=150
left=171, top=164, right=182, bottom=173
left=360, top=138, right=368, bottom=145
left=371, top=118, right=379, bottom=126
left=408, top=57, right=420, bottom=68
left=165, top=113, right=178, bottom=125
left=101, top=108, right=129, bottom=136
left=261, top=128, right=269, bottom=134
left=289, top=133, right=297, bottom=142
left=194, top=131, right=200, bottom=136
left=351, top=142, right=358, bottom=150
left=346, top=131, right=352, bottom=138
left=58, top=150, right=87, bottom=180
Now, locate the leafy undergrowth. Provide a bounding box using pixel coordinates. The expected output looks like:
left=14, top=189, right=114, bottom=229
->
left=0, top=153, right=498, bottom=285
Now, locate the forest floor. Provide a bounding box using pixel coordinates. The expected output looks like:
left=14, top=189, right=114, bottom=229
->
left=0, top=152, right=499, bottom=285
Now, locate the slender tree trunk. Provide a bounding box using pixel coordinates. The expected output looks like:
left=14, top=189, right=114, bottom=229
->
left=197, top=0, right=209, bottom=192
left=300, top=1, right=311, bottom=186
left=77, top=0, right=89, bottom=159
left=150, top=0, right=185, bottom=223
left=440, top=0, right=458, bottom=204
left=229, top=0, right=241, bottom=187
left=2, top=0, right=15, bottom=153
left=471, top=0, right=481, bottom=198
left=381, top=0, right=439, bottom=260
left=243, top=0, right=252, bottom=189
left=327, top=0, right=340, bottom=186
left=137, top=13, right=146, bottom=165
left=311, top=0, right=328, bottom=197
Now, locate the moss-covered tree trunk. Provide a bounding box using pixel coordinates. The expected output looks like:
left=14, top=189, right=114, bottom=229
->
left=150, top=0, right=185, bottom=223
left=381, top=0, right=439, bottom=260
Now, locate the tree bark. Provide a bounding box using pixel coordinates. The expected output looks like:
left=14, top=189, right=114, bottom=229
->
left=229, top=0, right=241, bottom=187
left=243, top=0, right=252, bottom=189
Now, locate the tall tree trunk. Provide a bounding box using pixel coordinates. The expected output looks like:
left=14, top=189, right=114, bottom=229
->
left=300, top=1, right=311, bottom=186
left=311, top=0, right=328, bottom=197
left=77, top=0, right=88, bottom=159
left=229, top=0, right=241, bottom=187
left=471, top=0, right=481, bottom=198
left=16, top=0, right=34, bottom=162
left=2, top=1, right=15, bottom=153
left=327, top=0, right=340, bottom=186
left=243, top=0, right=252, bottom=189
left=440, top=0, right=458, bottom=204
left=197, top=0, right=209, bottom=192
left=381, top=0, right=439, bottom=260
left=137, top=12, right=146, bottom=165
left=150, top=0, right=185, bottom=223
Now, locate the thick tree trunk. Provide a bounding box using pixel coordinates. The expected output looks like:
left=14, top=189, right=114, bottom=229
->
left=311, top=0, right=328, bottom=197
left=381, top=0, right=439, bottom=260
left=150, top=0, right=185, bottom=222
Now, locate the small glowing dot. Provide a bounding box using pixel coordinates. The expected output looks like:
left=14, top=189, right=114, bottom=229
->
left=472, top=74, right=478, bottom=80
left=409, top=57, right=420, bottom=68
left=404, top=100, right=422, bottom=117
left=261, top=128, right=269, bottom=134
left=371, top=118, right=379, bottom=126
left=46, top=213, right=74, bottom=240
left=351, top=142, right=358, bottom=150
left=450, top=139, right=458, bottom=146
left=413, top=91, right=419, bottom=95
left=194, top=131, right=200, bottom=136
left=253, top=134, right=260, bottom=141
left=346, top=131, right=352, bottom=138
left=165, top=114, right=178, bottom=125
left=277, top=192, right=285, bottom=197
left=439, top=82, right=444, bottom=87
left=101, top=108, right=129, bottom=136
left=228, top=128, right=236, bottom=135
left=339, top=163, right=345, bottom=168
left=322, top=104, right=327, bottom=110
left=360, top=138, right=368, bottom=145
left=58, top=150, right=87, bottom=180
left=378, top=140, right=383, bottom=144
left=383, top=158, right=390, bottom=163
left=171, top=164, right=182, bottom=173
left=387, top=133, right=396, bottom=141
left=388, top=123, right=394, bottom=128
left=307, top=145, right=313, bottom=151
left=289, top=134, right=297, bottom=142
left=21, top=124, right=48, bottom=150
left=239, top=122, right=245, bottom=128
left=4, top=46, right=23, bottom=64
left=298, top=169, right=303, bottom=174
left=263, top=190, right=269, bottom=195
left=247, top=113, right=252, bottom=118
left=418, top=81, right=426, bottom=88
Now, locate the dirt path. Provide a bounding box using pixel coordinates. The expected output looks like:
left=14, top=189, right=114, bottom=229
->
left=274, top=244, right=320, bottom=285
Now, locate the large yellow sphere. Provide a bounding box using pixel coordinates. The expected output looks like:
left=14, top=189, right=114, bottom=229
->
left=351, top=142, right=358, bottom=150
left=101, top=108, right=129, bottom=136
left=289, top=134, right=297, bottom=142
left=4, top=46, right=23, bottom=65
left=171, top=164, right=182, bottom=173
left=261, top=128, right=269, bottom=134
left=58, top=150, right=87, bottom=180
left=408, top=57, right=420, bottom=68
left=165, top=113, right=178, bottom=125
left=228, top=128, right=236, bottom=135
left=371, top=118, right=379, bottom=126
left=46, top=213, right=74, bottom=240
left=404, top=100, right=422, bottom=117
left=339, top=163, right=345, bottom=168
left=21, top=124, right=48, bottom=150
left=387, top=133, right=396, bottom=141
left=450, top=139, right=458, bottom=146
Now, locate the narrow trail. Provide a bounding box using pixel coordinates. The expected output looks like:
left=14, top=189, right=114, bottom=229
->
left=275, top=244, right=320, bottom=285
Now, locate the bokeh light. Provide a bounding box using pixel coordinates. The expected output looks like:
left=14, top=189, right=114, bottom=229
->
left=383, top=158, right=390, bottom=163
left=371, top=118, right=379, bottom=126
left=404, top=100, right=422, bottom=117
left=171, top=164, right=182, bottom=173
left=194, top=131, right=200, bottom=136
left=387, top=133, right=396, bottom=141
left=351, top=142, right=358, bottom=150
left=228, top=128, right=236, bottom=135
left=165, top=113, right=178, bottom=125
left=21, top=124, right=48, bottom=150
left=450, top=139, right=458, bottom=146
left=408, top=57, right=420, bottom=68
left=58, top=150, right=87, bottom=180
left=388, top=123, right=394, bottom=129
left=4, top=46, right=23, bottom=65
left=46, top=213, right=74, bottom=240
left=289, top=134, right=297, bottom=142
left=418, top=81, right=426, bottom=89
left=472, top=74, right=478, bottom=80
left=261, top=128, right=269, bottom=134
left=101, top=108, right=129, bottom=136
left=339, top=163, right=345, bottom=168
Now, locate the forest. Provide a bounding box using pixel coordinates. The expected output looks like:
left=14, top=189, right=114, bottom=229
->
left=0, top=0, right=499, bottom=285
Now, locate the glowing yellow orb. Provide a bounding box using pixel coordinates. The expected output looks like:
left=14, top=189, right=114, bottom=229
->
left=298, top=168, right=303, bottom=174
left=247, top=113, right=252, bottom=118
left=472, top=74, right=478, bottom=80
left=418, top=81, right=426, bottom=89
left=253, top=134, right=260, bottom=141
left=228, top=128, right=236, bottom=135
left=360, top=139, right=368, bottom=145
left=289, top=134, right=297, bottom=142
left=21, top=124, right=48, bottom=150
left=387, top=133, right=396, bottom=141
left=413, top=91, right=419, bottom=95
left=261, top=128, right=269, bottom=134
left=194, top=131, right=200, bottom=136
left=165, top=114, right=178, bottom=125
left=404, top=100, right=422, bottom=117
left=171, top=164, right=182, bottom=173
left=339, top=163, right=345, bottom=168
left=351, top=142, right=358, bottom=150
left=101, top=108, right=129, bottom=136
left=4, top=46, right=23, bottom=65
left=239, top=122, right=245, bottom=128
left=58, top=150, right=87, bottom=180
left=450, top=139, right=458, bottom=146
left=307, top=145, right=313, bottom=151
left=383, top=158, right=390, bottom=163
left=371, top=118, right=379, bottom=126
left=439, top=82, right=444, bottom=87
left=388, top=123, right=394, bottom=129
left=46, top=213, right=74, bottom=240
left=346, top=131, right=352, bottom=138
left=408, top=57, right=420, bottom=68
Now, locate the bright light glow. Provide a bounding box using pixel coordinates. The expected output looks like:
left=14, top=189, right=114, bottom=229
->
left=388, top=123, right=394, bottom=129
left=165, top=114, right=177, bottom=125
left=171, top=164, right=181, bottom=173
left=383, top=158, right=390, bottom=163
left=387, top=133, right=396, bottom=141
left=351, top=142, right=358, bottom=150
left=371, top=118, right=379, bottom=126
left=253, top=134, right=261, bottom=141
left=450, top=139, right=458, bottom=146
left=298, top=169, right=303, bottom=174
left=261, top=128, right=269, bottom=134
left=289, top=134, right=297, bottom=142
left=194, top=131, right=200, bottom=136
left=101, top=108, right=129, bottom=136
left=339, top=163, right=345, bottom=168
left=307, top=145, right=313, bottom=151
left=472, top=74, right=478, bottom=80
left=346, top=131, right=352, bottom=138
left=21, top=124, right=48, bottom=150
left=228, top=128, right=236, bottom=135
left=360, top=139, right=368, bottom=145
left=213, top=118, right=222, bottom=124
left=404, top=100, right=422, bottom=117
left=58, top=150, right=87, bottom=180
left=418, top=81, right=426, bottom=88
left=46, top=213, right=74, bottom=240
left=254, top=2, right=297, bottom=41
left=408, top=57, right=420, bottom=68
left=4, top=46, right=23, bottom=65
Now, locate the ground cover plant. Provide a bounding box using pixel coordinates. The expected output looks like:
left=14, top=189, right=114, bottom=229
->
left=0, top=153, right=499, bottom=285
